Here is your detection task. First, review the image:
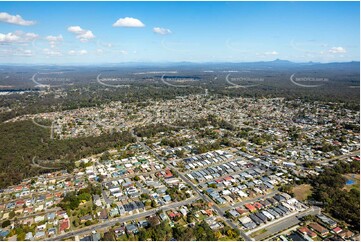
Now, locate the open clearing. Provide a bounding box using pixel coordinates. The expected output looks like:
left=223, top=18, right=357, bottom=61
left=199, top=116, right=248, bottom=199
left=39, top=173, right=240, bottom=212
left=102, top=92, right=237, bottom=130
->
left=343, top=173, right=360, bottom=192
left=292, top=184, right=312, bottom=201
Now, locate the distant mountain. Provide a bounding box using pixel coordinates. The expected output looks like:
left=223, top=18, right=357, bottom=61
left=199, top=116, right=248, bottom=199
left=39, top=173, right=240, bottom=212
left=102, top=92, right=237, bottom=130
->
left=0, top=60, right=359, bottom=72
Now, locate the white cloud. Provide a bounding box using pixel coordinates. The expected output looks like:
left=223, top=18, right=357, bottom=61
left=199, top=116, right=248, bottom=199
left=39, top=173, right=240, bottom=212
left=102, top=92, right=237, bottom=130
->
left=0, top=12, right=36, bottom=26
left=264, top=51, right=279, bottom=55
left=68, top=49, right=88, bottom=55
left=153, top=27, right=172, bottom=35
left=0, top=33, right=20, bottom=42
left=46, top=35, right=63, bottom=48
left=113, top=17, right=145, bottom=27
left=328, top=47, right=346, bottom=54
left=0, top=31, right=38, bottom=43
left=43, top=48, right=62, bottom=56
left=46, top=35, right=63, bottom=42
left=67, top=26, right=95, bottom=42
left=24, top=32, right=38, bottom=40
left=68, top=50, right=76, bottom=55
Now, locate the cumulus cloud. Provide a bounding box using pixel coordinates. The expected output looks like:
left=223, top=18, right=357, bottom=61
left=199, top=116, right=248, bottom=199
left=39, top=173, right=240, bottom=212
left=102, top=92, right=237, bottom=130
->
left=43, top=48, right=62, bottom=56
left=67, top=26, right=95, bottom=42
left=46, top=35, right=63, bottom=42
left=328, top=47, right=346, bottom=54
left=0, top=33, right=20, bottom=43
left=68, top=49, right=88, bottom=55
left=46, top=35, right=63, bottom=48
left=0, top=12, right=36, bottom=26
left=153, top=27, right=172, bottom=35
left=0, top=31, right=38, bottom=43
left=113, top=17, right=145, bottom=27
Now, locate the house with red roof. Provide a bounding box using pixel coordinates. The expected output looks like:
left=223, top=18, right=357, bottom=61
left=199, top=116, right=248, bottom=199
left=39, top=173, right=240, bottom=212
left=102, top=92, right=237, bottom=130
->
left=309, top=222, right=329, bottom=237
left=204, top=209, right=213, bottom=216
left=235, top=207, right=248, bottom=216
left=168, top=211, right=181, bottom=220
left=16, top=200, right=25, bottom=207
left=15, top=186, right=23, bottom=191
left=332, top=227, right=342, bottom=234
left=298, top=226, right=317, bottom=238
left=59, top=218, right=70, bottom=233
left=164, top=169, right=173, bottom=179
left=253, top=202, right=263, bottom=210
left=54, top=192, right=63, bottom=198
left=244, top=203, right=257, bottom=212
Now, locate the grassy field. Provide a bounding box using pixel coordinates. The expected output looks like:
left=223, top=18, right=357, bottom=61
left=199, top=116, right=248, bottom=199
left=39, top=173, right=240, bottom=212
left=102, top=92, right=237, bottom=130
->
left=343, top=173, right=360, bottom=192
left=292, top=184, right=312, bottom=201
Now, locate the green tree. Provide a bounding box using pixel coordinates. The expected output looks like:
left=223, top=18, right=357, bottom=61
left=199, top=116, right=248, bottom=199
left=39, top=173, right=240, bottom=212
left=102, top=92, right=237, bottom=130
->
left=2, top=220, right=10, bottom=228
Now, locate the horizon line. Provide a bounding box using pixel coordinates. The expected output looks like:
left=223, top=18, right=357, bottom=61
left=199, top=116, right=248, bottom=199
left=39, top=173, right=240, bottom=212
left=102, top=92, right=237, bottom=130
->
left=0, top=59, right=360, bottom=66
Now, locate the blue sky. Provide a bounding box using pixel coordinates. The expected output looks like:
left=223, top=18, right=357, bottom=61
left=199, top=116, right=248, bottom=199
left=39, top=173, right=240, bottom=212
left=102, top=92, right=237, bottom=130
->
left=0, top=1, right=359, bottom=64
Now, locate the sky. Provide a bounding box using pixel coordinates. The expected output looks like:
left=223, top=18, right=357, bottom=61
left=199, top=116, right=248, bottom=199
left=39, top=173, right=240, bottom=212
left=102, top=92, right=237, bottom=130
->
left=0, top=1, right=359, bottom=64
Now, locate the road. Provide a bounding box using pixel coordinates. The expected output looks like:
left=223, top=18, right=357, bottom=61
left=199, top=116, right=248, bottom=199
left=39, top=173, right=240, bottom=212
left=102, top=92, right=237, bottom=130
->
left=140, top=142, right=252, bottom=241
left=250, top=206, right=321, bottom=241
left=319, top=150, right=359, bottom=165
left=46, top=197, right=199, bottom=241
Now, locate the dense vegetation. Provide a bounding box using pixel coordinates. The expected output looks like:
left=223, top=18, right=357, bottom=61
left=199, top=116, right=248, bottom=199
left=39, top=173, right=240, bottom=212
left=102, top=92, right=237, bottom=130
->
left=0, top=120, right=135, bottom=188
left=109, top=220, right=239, bottom=241
left=58, top=184, right=101, bottom=211
left=308, top=160, right=360, bottom=230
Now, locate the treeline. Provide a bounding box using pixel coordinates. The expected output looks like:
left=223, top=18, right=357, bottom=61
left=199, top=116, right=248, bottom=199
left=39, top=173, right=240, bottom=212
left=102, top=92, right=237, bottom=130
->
left=59, top=184, right=101, bottom=211
left=0, top=85, right=202, bottom=123
left=1, top=69, right=359, bottom=123
left=112, top=220, right=239, bottom=241
left=134, top=123, right=181, bottom=138
left=0, top=120, right=135, bottom=188
left=308, top=160, right=360, bottom=230
left=160, top=137, right=190, bottom=148
left=177, top=114, right=235, bottom=131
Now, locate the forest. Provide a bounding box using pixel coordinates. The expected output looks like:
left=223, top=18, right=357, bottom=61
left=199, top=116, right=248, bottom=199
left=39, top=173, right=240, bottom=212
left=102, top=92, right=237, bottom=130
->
left=308, top=160, right=360, bottom=230
left=0, top=120, right=135, bottom=188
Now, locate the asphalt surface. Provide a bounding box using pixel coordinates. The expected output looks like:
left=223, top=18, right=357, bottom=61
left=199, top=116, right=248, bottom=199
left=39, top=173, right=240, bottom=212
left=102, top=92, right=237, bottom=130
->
left=252, top=206, right=321, bottom=241
left=46, top=197, right=199, bottom=241
left=141, top=142, right=252, bottom=241
left=49, top=130, right=346, bottom=241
